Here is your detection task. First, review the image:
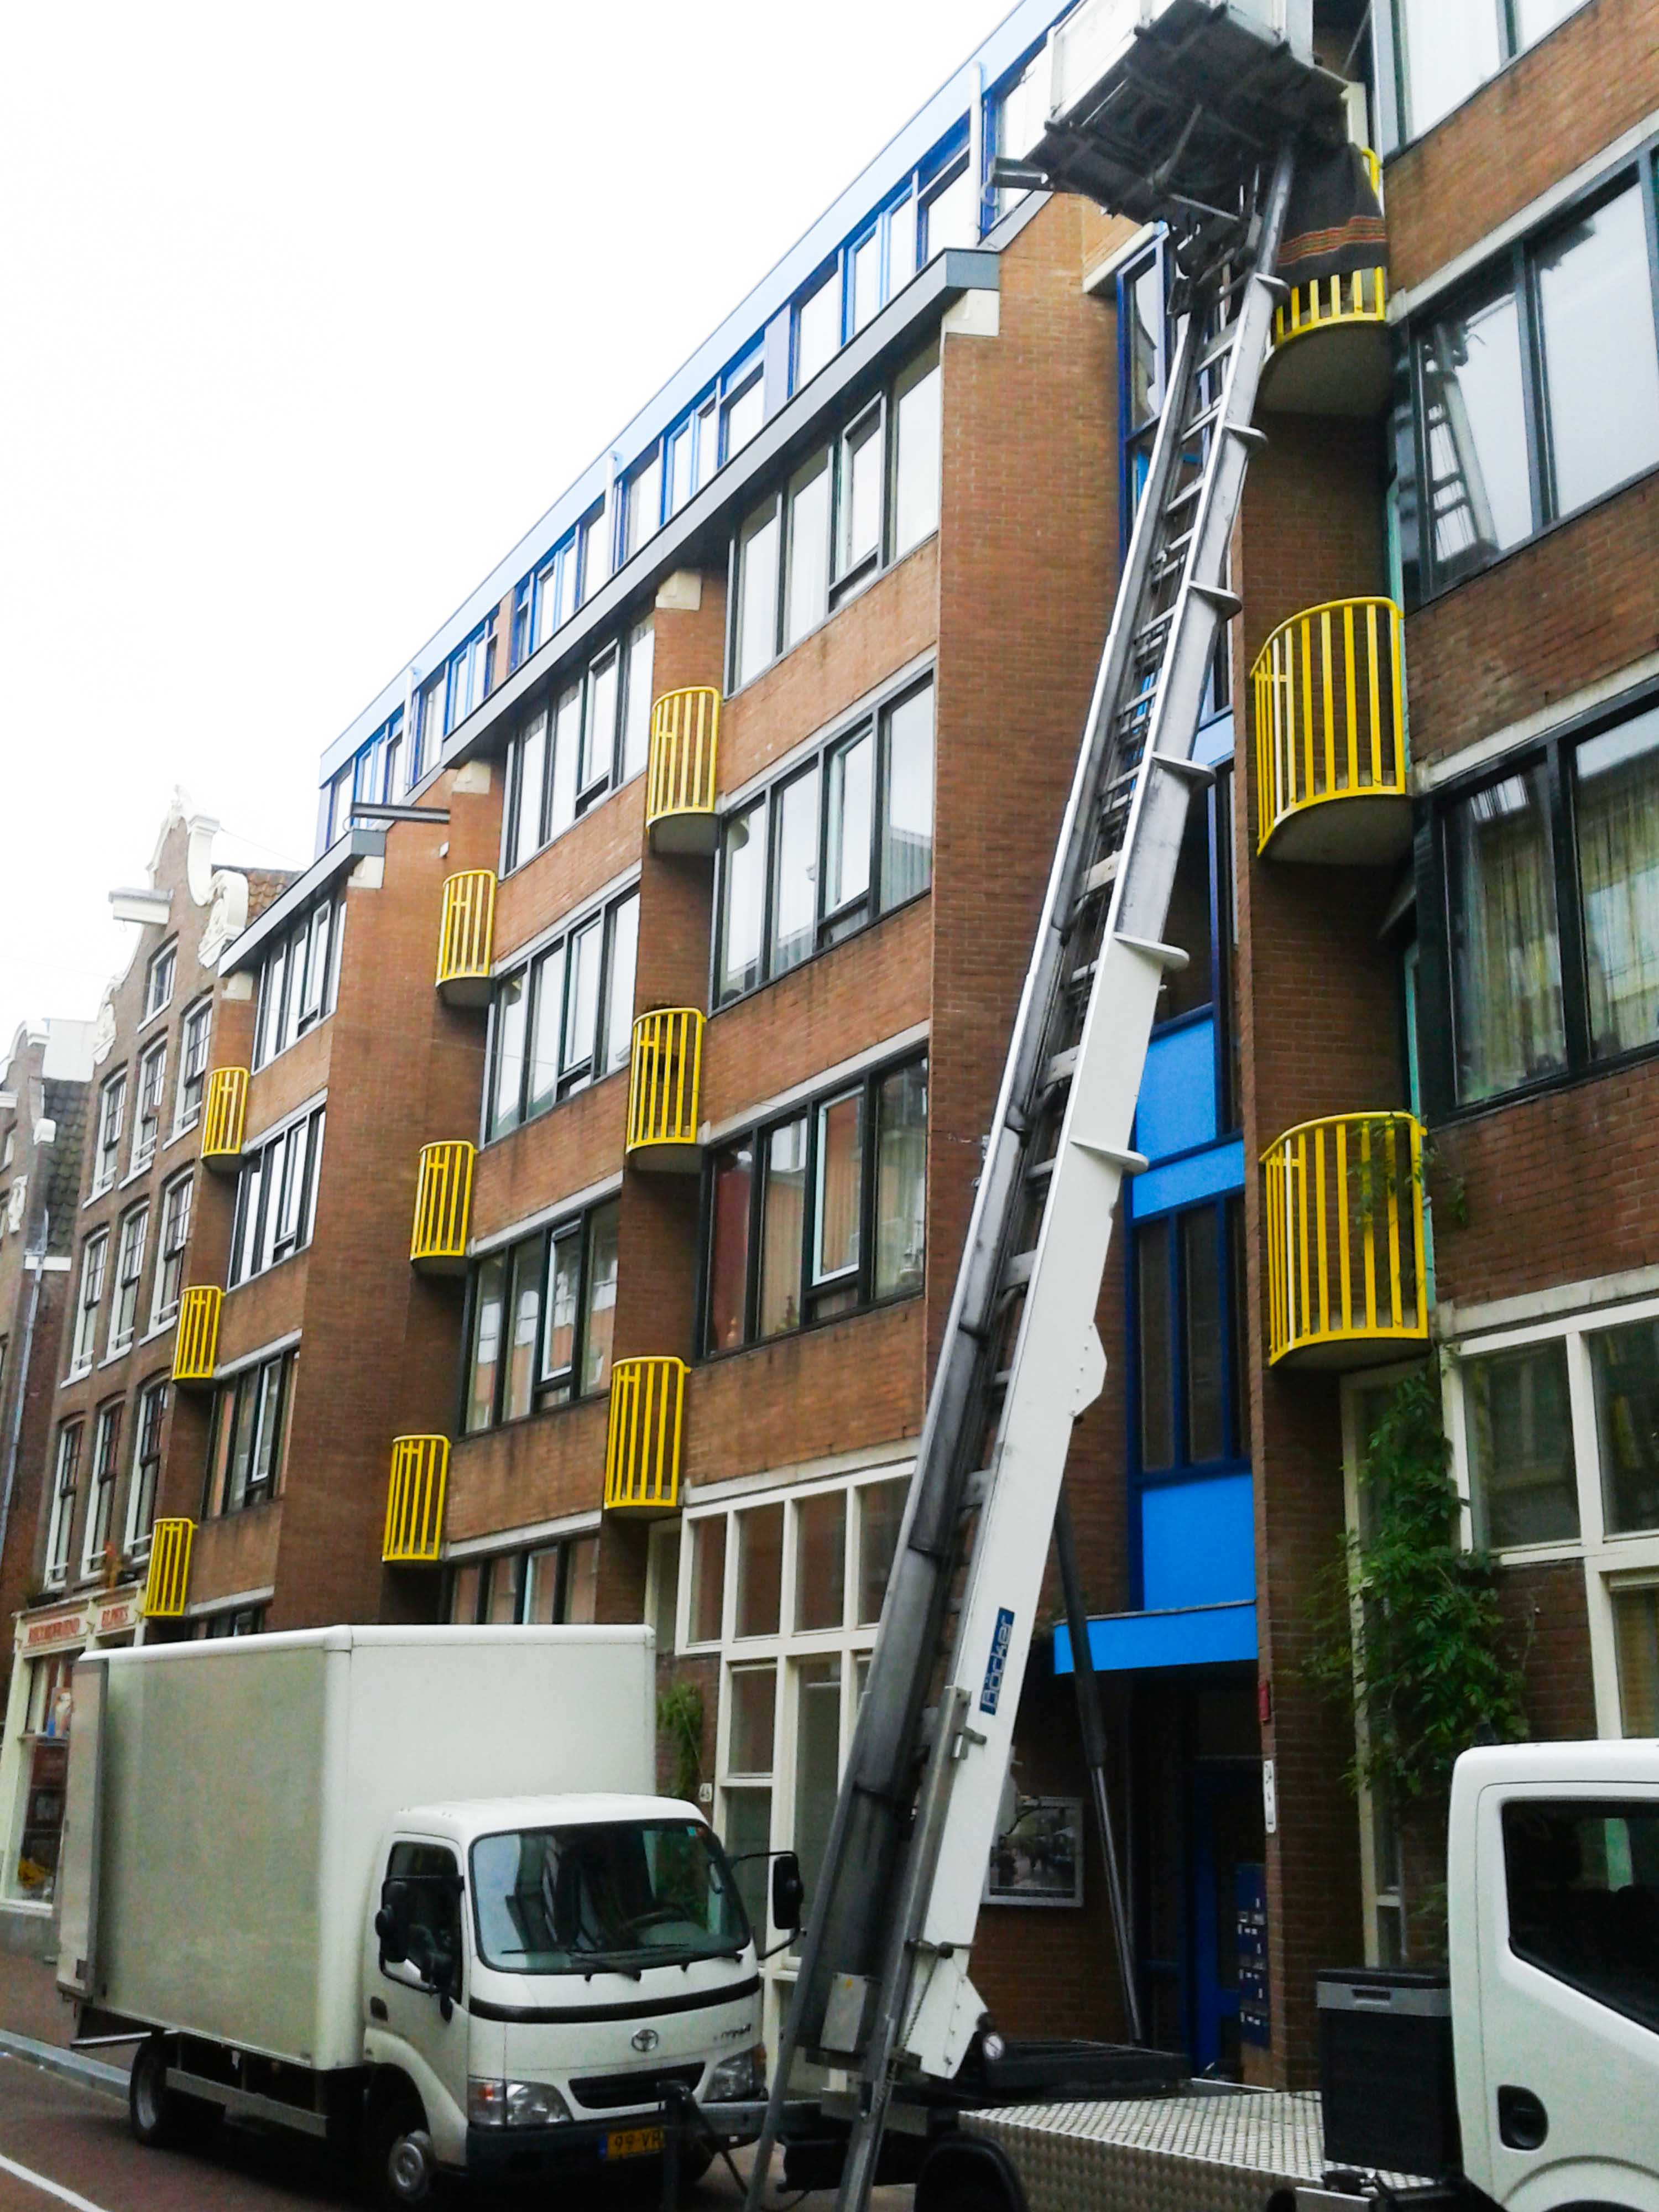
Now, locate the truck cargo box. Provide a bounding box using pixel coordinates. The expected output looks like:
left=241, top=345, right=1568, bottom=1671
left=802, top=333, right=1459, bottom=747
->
left=57, top=1626, right=655, bottom=2074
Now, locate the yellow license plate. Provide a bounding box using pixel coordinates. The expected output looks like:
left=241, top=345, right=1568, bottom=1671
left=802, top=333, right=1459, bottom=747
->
left=603, top=2125, right=665, bottom=2160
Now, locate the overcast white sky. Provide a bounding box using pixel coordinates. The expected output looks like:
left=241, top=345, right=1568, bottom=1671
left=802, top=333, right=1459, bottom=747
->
left=0, top=0, right=1014, bottom=1042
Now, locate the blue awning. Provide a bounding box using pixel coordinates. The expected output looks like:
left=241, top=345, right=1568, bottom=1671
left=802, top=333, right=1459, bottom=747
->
left=1053, top=1601, right=1258, bottom=1674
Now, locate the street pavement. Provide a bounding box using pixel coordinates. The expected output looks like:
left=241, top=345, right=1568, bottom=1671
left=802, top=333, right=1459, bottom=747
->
left=0, top=1955, right=911, bottom=2211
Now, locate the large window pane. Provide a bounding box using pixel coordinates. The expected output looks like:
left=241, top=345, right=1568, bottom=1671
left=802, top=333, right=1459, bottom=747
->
left=838, top=411, right=883, bottom=577
left=728, top=1663, right=776, bottom=1773
left=759, top=1119, right=807, bottom=1337
left=796, top=274, right=839, bottom=389
left=1397, top=0, right=1501, bottom=138
left=892, top=346, right=941, bottom=559
left=691, top=1515, right=727, bottom=1644
left=466, top=1254, right=507, bottom=1432
left=1183, top=1209, right=1225, bottom=1465
left=1422, top=278, right=1532, bottom=585
left=888, top=193, right=917, bottom=294
left=1577, top=709, right=1659, bottom=1060
left=490, top=974, right=528, bottom=1139
left=541, top=1228, right=580, bottom=1397
left=581, top=1201, right=620, bottom=1394
left=604, top=895, right=639, bottom=1076
left=857, top=1478, right=907, bottom=1625
left=1466, top=1339, right=1579, bottom=1547
left=792, top=1657, right=843, bottom=1942
left=503, top=1240, right=541, bottom=1422
left=824, top=733, right=873, bottom=926
left=621, top=617, right=654, bottom=782
left=1515, top=0, right=1587, bottom=44
left=1138, top=1218, right=1174, bottom=1470
left=549, top=680, right=581, bottom=838
left=813, top=1093, right=863, bottom=1286
left=707, top=1142, right=753, bottom=1352
left=734, top=1503, right=784, bottom=1637
left=785, top=451, right=831, bottom=646
left=922, top=160, right=975, bottom=259
left=794, top=1490, right=847, bottom=1632
left=1447, top=767, right=1566, bottom=1102
left=851, top=232, right=881, bottom=334
left=525, top=944, right=564, bottom=1120
left=718, top=800, right=766, bottom=1006
left=1592, top=1318, right=1659, bottom=1535
left=1613, top=1587, right=1659, bottom=1735
left=722, top=1787, right=772, bottom=1936
left=881, top=685, right=935, bottom=907
left=874, top=1062, right=927, bottom=1298
left=770, top=768, right=820, bottom=978
left=562, top=919, right=603, bottom=1081
left=1536, top=186, right=1659, bottom=520
left=510, top=713, right=547, bottom=869
left=581, top=646, right=619, bottom=792
left=735, top=502, right=780, bottom=687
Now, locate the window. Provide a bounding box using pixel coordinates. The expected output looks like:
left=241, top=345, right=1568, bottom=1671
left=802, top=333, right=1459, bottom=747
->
left=461, top=1196, right=621, bottom=1431
left=143, top=942, right=176, bottom=1022
left=447, top=1533, right=599, bottom=1625
left=722, top=369, right=764, bottom=465
left=625, top=450, right=662, bottom=561
left=794, top=270, right=840, bottom=390
left=70, top=1232, right=108, bottom=1374
left=849, top=227, right=881, bottom=336
left=126, top=1379, right=168, bottom=1550
left=253, top=898, right=341, bottom=1067
left=108, top=1204, right=148, bottom=1355
left=131, top=1042, right=165, bottom=1171
left=228, top=1105, right=325, bottom=1286
left=1465, top=1338, right=1579, bottom=1546
left=715, top=679, right=933, bottom=1006
left=580, top=497, right=611, bottom=603
left=175, top=999, right=211, bottom=1130
left=728, top=345, right=941, bottom=688
left=993, top=51, right=1047, bottom=217
left=1393, top=0, right=1592, bottom=142
left=533, top=536, right=579, bottom=654
left=1133, top=1198, right=1248, bottom=1478
left=921, top=155, right=976, bottom=260
left=153, top=1173, right=192, bottom=1326
left=1406, top=173, right=1659, bottom=602
left=1429, top=696, right=1659, bottom=1110
left=500, top=620, right=655, bottom=871
left=200, top=1605, right=267, bottom=1637
left=82, top=1402, right=122, bottom=1572
left=93, top=1072, right=126, bottom=1194
left=203, top=1348, right=296, bottom=1516
left=45, top=1424, right=80, bottom=1583
left=1613, top=1585, right=1659, bottom=1733
left=1503, top=1798, right=1659, bottom=2033
left=486, top=891, right=638, bottom=1139
left=1590, top=1318, right=1659, bottom=1536
left=702, top=1054, right=926, bottom=1354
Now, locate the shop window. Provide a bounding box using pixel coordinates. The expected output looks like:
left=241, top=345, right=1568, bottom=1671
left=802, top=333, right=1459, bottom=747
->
left=69, top=1232, right=108, bottom=1375
left=1464, top=1338, right=1579, bottom=1547
left=1591, top=1318, right=1659, bottom=1536
left=81, top=1402, right=122, bottom=1574
left=461, top=1198, right=620, bottom=1433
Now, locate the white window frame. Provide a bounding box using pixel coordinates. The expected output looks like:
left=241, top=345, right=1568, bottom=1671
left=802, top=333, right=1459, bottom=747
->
left=152, top=1172, right=193, bottom=1328
left=175, top=998, right=212, bottom=1132
left=70, top=1231, right=108, bottom=1376
left=92, top=1072, right=126, bottom=1196
left=143, top=941, right=176, bottom=1022
left=124, top=1379, right=168, bottom=1553
left=44, top=1424, right=81, bottom=1585
left=81, top=1402, right=122, bottom=1575
left=131, top=1040, right=166, bottom=1172
left=108, top=1203, right=149, bottom=1357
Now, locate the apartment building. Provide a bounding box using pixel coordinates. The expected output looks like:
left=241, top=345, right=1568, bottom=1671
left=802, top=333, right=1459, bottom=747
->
left=9, top=0, right=1659, bottom=2090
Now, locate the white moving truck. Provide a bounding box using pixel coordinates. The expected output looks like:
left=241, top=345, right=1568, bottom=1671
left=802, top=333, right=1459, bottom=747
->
left=57, top=1626, right=789, bottom=2207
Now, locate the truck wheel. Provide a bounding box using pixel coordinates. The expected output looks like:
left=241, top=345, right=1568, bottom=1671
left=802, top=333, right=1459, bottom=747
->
left=128, top=2036, right=219, bottom=2150
left=359, top=2090, right=436, bottom=2209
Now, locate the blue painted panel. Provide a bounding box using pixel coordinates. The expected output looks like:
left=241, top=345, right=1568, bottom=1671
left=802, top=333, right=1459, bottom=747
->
left=1141, top=1472, right=1255, bottom=1612
left=1054, top=1603, right=1258, bottom=1674
left=1136, top=1018, right=1217, bottom=1164
left=1130, top=1136, right=1245, bottom=1219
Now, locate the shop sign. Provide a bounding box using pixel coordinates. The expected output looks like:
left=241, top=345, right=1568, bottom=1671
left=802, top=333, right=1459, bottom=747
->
left=15, top=1588, right=142, bottom=1656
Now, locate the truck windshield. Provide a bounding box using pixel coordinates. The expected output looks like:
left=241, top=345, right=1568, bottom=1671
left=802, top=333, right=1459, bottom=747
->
left=469, top=1820, right=751, bottom=1974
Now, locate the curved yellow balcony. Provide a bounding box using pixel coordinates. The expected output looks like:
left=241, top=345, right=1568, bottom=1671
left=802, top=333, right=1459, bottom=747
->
left=142, top=1519, right=195, bottom=1618
left=383, top=1437, right=449, bottom=1563
left=436, top=870, right=497, bottom=1007
left=605, top=1357, right=687, bottom=1517
left=1253, top=598, right=1409, bottom=864
left=627, top=1010, right=704, bottom=1170
left=1262, top=152, right=1389, bottom=415
left=646, top=688, right=720, bottom=854
left=201, top=1068, right=248, bottom=1172
left=411, top=1141, right=474, bottom=1274
left=171, top=1287, right=221, bottom=1385
left=1262, top=1113, right=1428, bottom=1369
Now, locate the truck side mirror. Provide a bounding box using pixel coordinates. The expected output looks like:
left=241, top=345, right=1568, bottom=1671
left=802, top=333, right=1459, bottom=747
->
left=375, top=1880, right=413, bottom=1966
left=771, top=1852, right=805, bottom=1933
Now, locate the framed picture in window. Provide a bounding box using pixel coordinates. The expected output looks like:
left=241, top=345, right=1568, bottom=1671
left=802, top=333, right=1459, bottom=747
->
left=983, top=1793, right=1083, bottom=1908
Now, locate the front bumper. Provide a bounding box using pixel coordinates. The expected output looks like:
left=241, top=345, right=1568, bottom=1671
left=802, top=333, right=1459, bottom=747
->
left=465, top=2103, right=764, bottom=2183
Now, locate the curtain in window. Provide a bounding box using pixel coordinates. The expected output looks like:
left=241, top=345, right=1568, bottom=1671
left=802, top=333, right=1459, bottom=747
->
left=1614, top=1588, right=1659, bottom=1736
left=1575, top=712, right=1659, bottom=1060
left=759, top=1121, right=807, bottom=1335
left=815, top=1096, right=863, bottom=1281
left=874, top=1065, right=927, bottom=1297
left=1448, top=768, right=1567, bottom=1101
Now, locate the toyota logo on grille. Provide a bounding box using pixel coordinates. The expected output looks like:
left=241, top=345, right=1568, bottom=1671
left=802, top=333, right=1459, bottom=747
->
left=631, top=2028, right=661, bottom=2053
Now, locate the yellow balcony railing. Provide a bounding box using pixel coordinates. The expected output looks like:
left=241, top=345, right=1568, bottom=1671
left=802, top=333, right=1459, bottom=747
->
left=410, top=1141, right=474, bottom=1272
left=605, top=1357, right=687, bottom=1516
left=1253, top=598, right=1408, bottom=863
left=436, top=870, right=497, bottom=1006
left=142, top=1519, right=195, bottom=1618
left=1264, top=155, right=1389, bottom=415
left=1262, top=1113, right=1428, bottom=1368
left=383, top=1437, right=449, bottom=1563
left=201, top=1068, right=248, bottom=1170
left=1272, top=263, right=1387, bottom=355
left=171, top=1287, right=221, bottom=1385
left=645, top=688, right=721, bottom=854
left=626, top=1010, right=704, bottom=1168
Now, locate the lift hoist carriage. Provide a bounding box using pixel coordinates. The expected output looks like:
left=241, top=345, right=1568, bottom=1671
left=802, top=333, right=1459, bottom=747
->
left=744, top=7, right=1356, bottom=2209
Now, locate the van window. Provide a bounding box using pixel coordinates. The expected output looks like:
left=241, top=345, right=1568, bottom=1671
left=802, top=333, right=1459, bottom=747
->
left=384, top=1841, right=462, bottom=1991
left=1504, top=1799, right=1659, bottom=2032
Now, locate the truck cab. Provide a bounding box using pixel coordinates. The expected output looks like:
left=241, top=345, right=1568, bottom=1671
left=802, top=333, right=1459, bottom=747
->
left=361, top=1792, right=766, bottom=2198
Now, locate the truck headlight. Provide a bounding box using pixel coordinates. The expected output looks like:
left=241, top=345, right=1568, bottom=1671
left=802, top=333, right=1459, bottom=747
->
left=706, top=2043, right=767, bottom=2101
left=468, top=2078, right=572, bottom=2128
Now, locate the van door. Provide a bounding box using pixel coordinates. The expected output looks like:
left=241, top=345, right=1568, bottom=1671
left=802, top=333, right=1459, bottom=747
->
left=1477, top=1786, right=1659, bottom=2209
left=369, top=1839, right=469, bottom=2142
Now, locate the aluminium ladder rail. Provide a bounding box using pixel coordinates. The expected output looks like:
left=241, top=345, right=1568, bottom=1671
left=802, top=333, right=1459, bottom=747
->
left=745, top=137, right=1300, bottom=2212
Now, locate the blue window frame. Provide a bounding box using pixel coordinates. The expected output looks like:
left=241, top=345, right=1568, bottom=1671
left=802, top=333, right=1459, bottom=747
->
left=1131, top=1198, right=1248, bottom=1486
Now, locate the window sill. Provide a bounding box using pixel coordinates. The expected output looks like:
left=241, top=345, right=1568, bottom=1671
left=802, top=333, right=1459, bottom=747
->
left=1431, top=1032, right=1659, bottom=1130
left=698, top=1282, right=924, bottom=1368
left=60, top=1366, right=93, bottom=1390
left=457, top=1385, right=607, bottom=1446
left=1411, top=457, right=1659, bottom=613
left=251, top=1010, right=335, bottom=1081
left=477, top=1059, right=628, bottom=1156
left=137, top=998, right=174, bottom=1036
left=724, top=530, right=939, bottom=705
left=164, top=1120, right=200, bottom=1154
left=204, top=1493, right=283, bottom=1525
left=711, top=885, right=931, bottom=1023
left=139, top=1314, right=178, bottom=1348
left=100, top=1342, right=134, bottom=1369
left=226, top=1244, right=313, bottom=1297
left=497, top=765, right=646, bottom=887
left=83, top=1182, right=115, bottom=1209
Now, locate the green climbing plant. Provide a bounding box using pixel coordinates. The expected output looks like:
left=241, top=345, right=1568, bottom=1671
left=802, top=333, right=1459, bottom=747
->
left=658, top=1677, right=706, bottom=1803
left=1308, top=1365, right=1527, bottom=1803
